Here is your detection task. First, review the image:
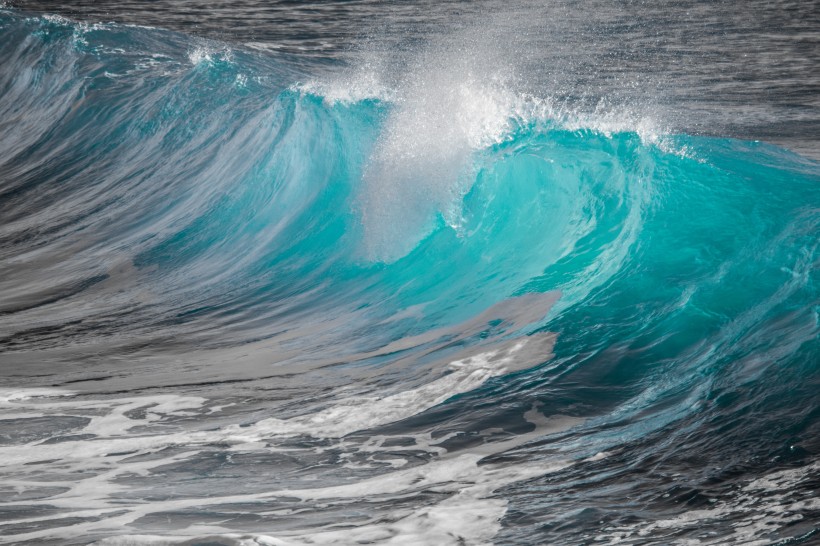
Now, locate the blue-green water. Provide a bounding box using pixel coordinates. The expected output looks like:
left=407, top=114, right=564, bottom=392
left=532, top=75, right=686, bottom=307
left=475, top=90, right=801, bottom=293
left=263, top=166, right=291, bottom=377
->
left=0, top=6, right=818, bottom=545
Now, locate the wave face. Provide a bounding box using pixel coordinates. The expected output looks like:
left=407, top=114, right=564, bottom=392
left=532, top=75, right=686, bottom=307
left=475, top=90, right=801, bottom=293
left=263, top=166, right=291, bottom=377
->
left=1, top=8, right=819, bottom=546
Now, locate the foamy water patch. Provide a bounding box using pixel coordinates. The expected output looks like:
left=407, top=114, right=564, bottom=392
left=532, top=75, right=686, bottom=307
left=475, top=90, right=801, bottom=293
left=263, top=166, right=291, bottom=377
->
left=188, top=44, right=234, bottom=66
left=295, top=69, right=395, bottom=105
left=0, top=334, right=565, bottom=544
left=595, top=460, right=820, bottom=545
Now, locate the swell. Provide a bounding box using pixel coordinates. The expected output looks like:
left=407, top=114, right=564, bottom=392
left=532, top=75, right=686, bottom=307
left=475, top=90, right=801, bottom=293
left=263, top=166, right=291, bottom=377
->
left=1, top=6, right=818, bottom=446
left=0, top=9, right=819, bottom=545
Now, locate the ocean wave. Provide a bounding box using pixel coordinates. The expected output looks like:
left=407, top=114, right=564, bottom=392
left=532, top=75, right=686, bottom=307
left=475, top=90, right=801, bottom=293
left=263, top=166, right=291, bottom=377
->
left=1, top=9, right=818, bottom=545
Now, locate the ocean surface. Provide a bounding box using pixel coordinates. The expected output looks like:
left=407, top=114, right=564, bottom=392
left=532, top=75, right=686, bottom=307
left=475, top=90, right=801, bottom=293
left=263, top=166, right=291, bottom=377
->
left=0, top=1, right=818, bottom=544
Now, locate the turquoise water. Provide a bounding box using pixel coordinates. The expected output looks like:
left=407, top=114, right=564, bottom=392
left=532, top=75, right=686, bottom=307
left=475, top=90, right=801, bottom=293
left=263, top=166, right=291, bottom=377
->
left=0, top=8, right=818, bottom=545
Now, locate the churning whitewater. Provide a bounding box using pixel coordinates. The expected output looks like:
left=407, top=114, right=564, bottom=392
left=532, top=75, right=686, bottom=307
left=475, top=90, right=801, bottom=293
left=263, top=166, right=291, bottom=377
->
left=0, top=3, right=819, bottom=545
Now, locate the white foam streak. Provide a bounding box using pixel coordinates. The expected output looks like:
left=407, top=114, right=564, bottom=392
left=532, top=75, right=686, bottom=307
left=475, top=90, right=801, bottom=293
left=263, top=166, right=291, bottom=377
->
left=244, top=342, right=526, bottom=439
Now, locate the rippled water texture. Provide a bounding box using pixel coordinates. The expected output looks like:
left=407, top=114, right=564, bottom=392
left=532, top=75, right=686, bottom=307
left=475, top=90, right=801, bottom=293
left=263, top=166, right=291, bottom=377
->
left=0, top=1, right=819, bottom=545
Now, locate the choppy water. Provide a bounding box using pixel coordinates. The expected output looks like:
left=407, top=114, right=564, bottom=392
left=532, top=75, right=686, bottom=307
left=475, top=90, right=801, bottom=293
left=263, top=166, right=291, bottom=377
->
left=0, top=1, right=818, bottom=545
